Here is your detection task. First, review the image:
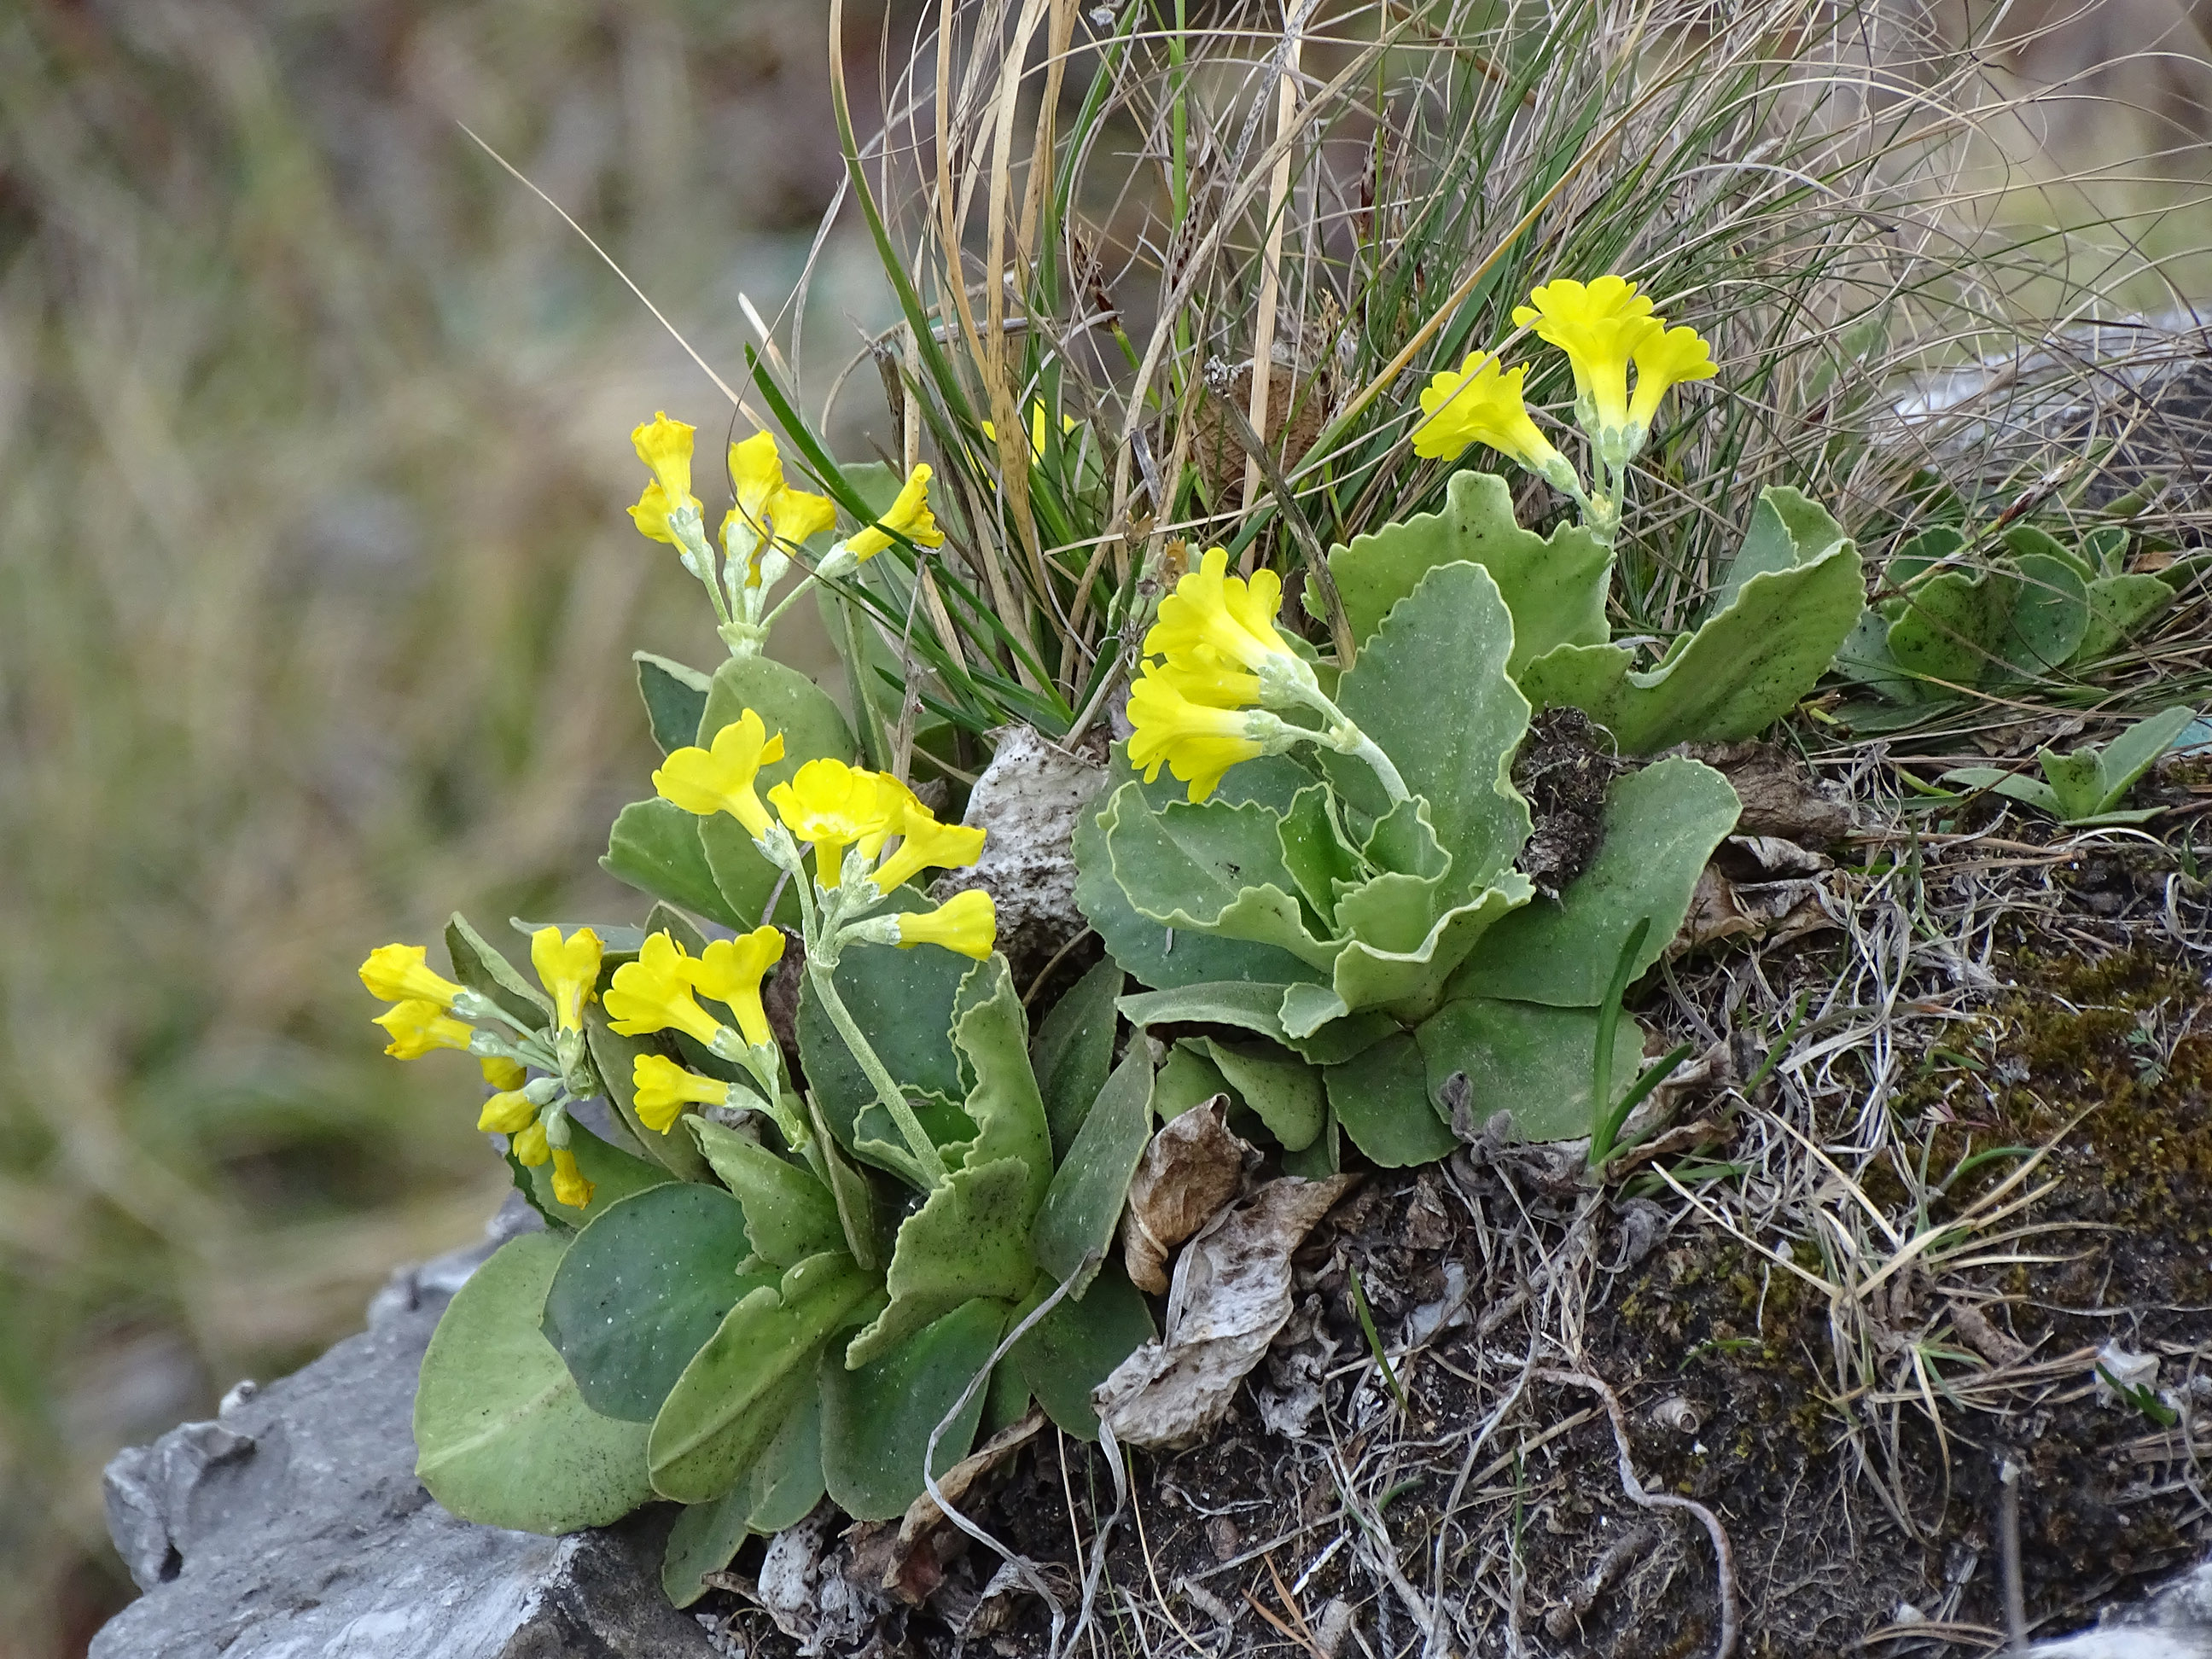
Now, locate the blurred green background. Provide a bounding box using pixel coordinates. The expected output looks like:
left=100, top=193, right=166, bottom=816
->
left=0, top=3, right=886, bottom=1651
left=2, top=0, right=2208, bottom=1655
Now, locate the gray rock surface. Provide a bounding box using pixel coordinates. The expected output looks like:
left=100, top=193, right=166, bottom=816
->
left=2026, top=1560, right=2212, bottom=1657
left=92, top=1197, right=718, bottom=1658
left=935, top=724, right=1107, bottom=979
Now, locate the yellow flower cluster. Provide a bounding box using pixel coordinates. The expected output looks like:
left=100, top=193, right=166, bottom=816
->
left=627, top=416, right=835, bottom=560
left=1411, top=273, right=1715, bottom=478
left=358, top=927, right=606, bottom=1209
left=1126, top=548, right=1297, bottom=802
left=605, top=927, right=783, bottom=1054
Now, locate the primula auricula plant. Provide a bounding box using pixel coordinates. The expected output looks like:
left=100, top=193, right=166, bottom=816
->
left=358, top=273, right=1867, bottom=1609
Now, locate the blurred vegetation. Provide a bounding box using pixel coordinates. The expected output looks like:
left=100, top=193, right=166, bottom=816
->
left=0, top=2, right=885, bottom=1651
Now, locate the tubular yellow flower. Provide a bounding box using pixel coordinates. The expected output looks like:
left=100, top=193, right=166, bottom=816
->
left=729, top=430, right=787, bottom=529
left=767, top=758, right=893, bottom=889
left=1143, top=548, right=1296, bottom=678
left=871, top=807, right=987, bottom=894
left=632, top=411, right=700, bottom=515
left=982, top=405, right=1078, bottom=462
left=1412, top=353, right=1570, bottom=477
left=550, top=1147, right=594, bottom=1209
left=629, top=480, right=678, bottom=545
left=513, top=1119, right=550, bottom=1166
left=480, top=1055, right=527, bottom=1092
left=632, top=1053, right=733, bottom=1133
left=844, top=465, right=946, bottom=561
left=374, top=998, right=474, bottom=1059
left=895, top=889, right=998, bottom=960
left=859, top=772, right=920, bottom=864
left=1126, top=660, right=1271, bottom=802
left=767, top=486, right=835, bottom=548
left=358, top=944, right=464, bottom=1010
left=477, top=1089, right=538, bottom=1136
left=652, top=710, right=786, bottom=840
left=690, top=927, right=786, bottom=1049
left=530, top=926, right=602, bottom=1033
left=1627, top=323, right=1717, bottom=433
left=603, top=933, right=728, bottom=1048
left=1512, top=276, right=1662, bottom=434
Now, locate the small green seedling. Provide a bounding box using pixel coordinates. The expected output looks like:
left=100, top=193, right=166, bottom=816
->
left=1941, top=705, right=2197, bottom=826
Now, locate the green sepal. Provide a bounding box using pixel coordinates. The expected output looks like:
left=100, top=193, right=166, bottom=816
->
left=413, top=1233, right=654, bottom=1534
left=1520, top=490, right=1863, bottom=749
left=646, top=1250, right=884, bottom=1505
left=1031, top=958, right=1122, bottom=1161
left=635, top=651, right=713, bottom=756
left=540, top=1183, right=767, bottom=1423
left=1328, top=1031, right=1455, bottom=1167
left=821, top=1297, right=1007, bottom=1521
left=1033, top=1044, right=1155, bottom=1297
left=1006, top=1262, right=1155, bottom=1440
left=690, top=1116, right=846, bottom=1266
left=1449, top=758, right=1739, bottom=1007
left=1318, top=468, right=1611, bottom=672
left=1415, top=998, right=1646, bottom=1142
left=445, top=911, right=552, bottom=1027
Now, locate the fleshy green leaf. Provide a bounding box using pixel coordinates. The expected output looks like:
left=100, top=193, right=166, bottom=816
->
left=1333, top=561, right=1532, bottom=890
left=696, top=651, right=854, bottom=762
left=1075, top=780, right=1323, bottom=991
left=1007, top=1262, right=1155, bottom=1440
left=690, top=1117, right=845, bottom=1266
left=1329, top=1032, right=1456, bottom=1167
left=1449, top=758, right=1739, bottom=1007
left=2089, top=705, right=2196, bottom=812
left=635, top=651, right=713, bottom=756
left=586, top=1011, right=713, bottom=1182
left=1415, top=998, right=1645, bottom=1143
left=1196, top=1035, right=1325, bottom=1151
left=414, top=1233, right=654, bottom=1534
left=1713, top=486, right=1848, bottom=610
left=1940, top=765, right=2064, bottom=816
left=1104, top=786, right=1308, bottom=931
left=1321, top=468, right=1611, bottom=672
left=2078, top=573, right=2174, bottom=662
left=1883, top=567, right=2014, bottom=695
left=1033, top=1045, right=1155, bottom=1296
left=445, top=911, right=551, bottom=1027
left=2038, top=745, right=2108, bottom=821
left=1997, top=550, right=2089, bottom=679
left=661, top=1385, right=827, bottom=1605
left=1521, top=496, right=1864, bottom=749
left=1278, top=784, right=1363, bottom=930
left=646, top=1251, right=883, bottom=1505
left=1155, top=1041, right=1232, bottom=1121
left=1121, top=981, right=1294, bottom=1042
left=602, top=799, right=741, bottom=928
left=540, top=1184, right=767, bottom=1423
left=948, top=956, right=1054, bottom=1213
left=822, top=1296, right=1006, bottom=1521
left=843, top=1157, right=1039, bottom=1367
left=1331, top=878, right=1534, bottom=1022
left=1031, top=958, right=1123, bottom=1161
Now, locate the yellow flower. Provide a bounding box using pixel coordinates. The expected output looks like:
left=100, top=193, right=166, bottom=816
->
left=513, top=1119, right=550, bottom=1166
left=767, top=486, right=835, bottom=547
left=844, top=465, right=946, bottom=561
left=767, top=758, right=894, bottom=889
left=375, top=998, right=474, bottom=1060
left=1627, top=323, right=1717, bottom=433
left=1412, top=353, right=1570, bottom=476
left=653, top=710, right=786, bottom=840
left=477, top=1089, right=538, bottom=1135
left=603, top=933, right=728, bottom=1048
left=895, top=889, right=997, bottom=960
left=630, top=479, right=678, bottom=545
left=1142, top=548, right=1295, bottom=678
left=358, top=944, right=464, bottom=1010
left=632, top=1053, right=731, bottom=1133
left=550, top=1147, right=595, bottom=1209
left=730, top=431, right=787, bottom=529
left=1512, top=276, right=1662, bottom=434
left=632, top=411, right=699, bottom=514
left=530, top=926, right=602, bottom=1033
left=480, top=1055, right=527, bottom=1092
left=871, top=804, right=987, bottom=894
left=1126, top=659, right=1270, bottom=802
left=982, top=405, right=1078, bottom=462
left=690, top=927, right=785, bottom=1050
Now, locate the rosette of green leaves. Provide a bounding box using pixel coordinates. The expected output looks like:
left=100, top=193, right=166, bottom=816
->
left=1316, top=470, right=1864, bottom=752
left=1085, top=556, right=1742, bottom=1165
left=412, top=940, right=1156, bottom=1607
left=1837, top=522, right=2178, bottom=705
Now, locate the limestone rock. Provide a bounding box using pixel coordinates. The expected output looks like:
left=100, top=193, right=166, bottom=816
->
left=934, top=724, right=1108, bottom=979
left=92, top=1200, right=717, bottom=1658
